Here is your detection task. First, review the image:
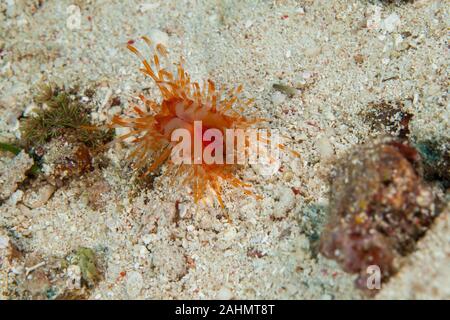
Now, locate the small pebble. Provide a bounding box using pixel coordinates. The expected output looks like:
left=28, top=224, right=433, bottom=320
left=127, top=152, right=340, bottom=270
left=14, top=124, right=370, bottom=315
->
left=316, top=136, right=334, bottom=159
left=66, top=265, right=82, bottom=290
left=23, top=184, right=55, bottom=209
left=142, top=234, right=155, bottom=245
left=139, top=3, right=160, bottom=12
left=0, top=233, right=10, bottom=250
left=366, top=6, right=382, bottom=30
left=6, top=189, right=23, bottom=206
left=0, top=151, right=33, bottom=201
left=273, top=185, right=296, bottom=218
left=304, top=46, right=321, bottom=57
left=216, top=286, right=234, bottom=300
left=296, top=7, right=305, bottom=15
left=271, top=91, right=286, bottom=106
left=382, top=13, right=401, bottom=33
left=222, top=227, right=237, bottom=241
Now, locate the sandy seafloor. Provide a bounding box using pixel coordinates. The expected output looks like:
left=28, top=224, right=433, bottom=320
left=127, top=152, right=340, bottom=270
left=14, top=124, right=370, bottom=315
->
left=0, top=0, right=448, bottom=299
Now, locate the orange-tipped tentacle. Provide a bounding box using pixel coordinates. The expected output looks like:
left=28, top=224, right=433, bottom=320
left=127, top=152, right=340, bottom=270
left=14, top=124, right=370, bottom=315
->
left=156, top=43, right=168, bottom=57
left=127, top=44, right=144, bottom=60
left=211, top=180, right=225, bottom=208
left=141, top=36, right=153, bottom=48
left=142, top=146, right=172, bottom=176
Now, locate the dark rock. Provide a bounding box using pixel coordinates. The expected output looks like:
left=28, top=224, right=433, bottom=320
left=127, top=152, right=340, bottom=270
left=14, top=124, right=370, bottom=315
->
left=320, top=137, right=442, bottom=295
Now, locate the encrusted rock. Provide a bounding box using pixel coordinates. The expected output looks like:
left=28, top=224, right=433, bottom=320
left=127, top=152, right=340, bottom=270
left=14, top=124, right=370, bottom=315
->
left=320, top=138, right=442, bottom=295
left=41, top=137, right=93, bottom=186
left=362, top=100, right=413, bottom=138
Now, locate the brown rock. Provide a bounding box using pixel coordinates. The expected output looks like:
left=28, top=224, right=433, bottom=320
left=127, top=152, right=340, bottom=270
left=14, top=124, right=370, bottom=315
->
left=319, top=138, right=442, bottom=295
